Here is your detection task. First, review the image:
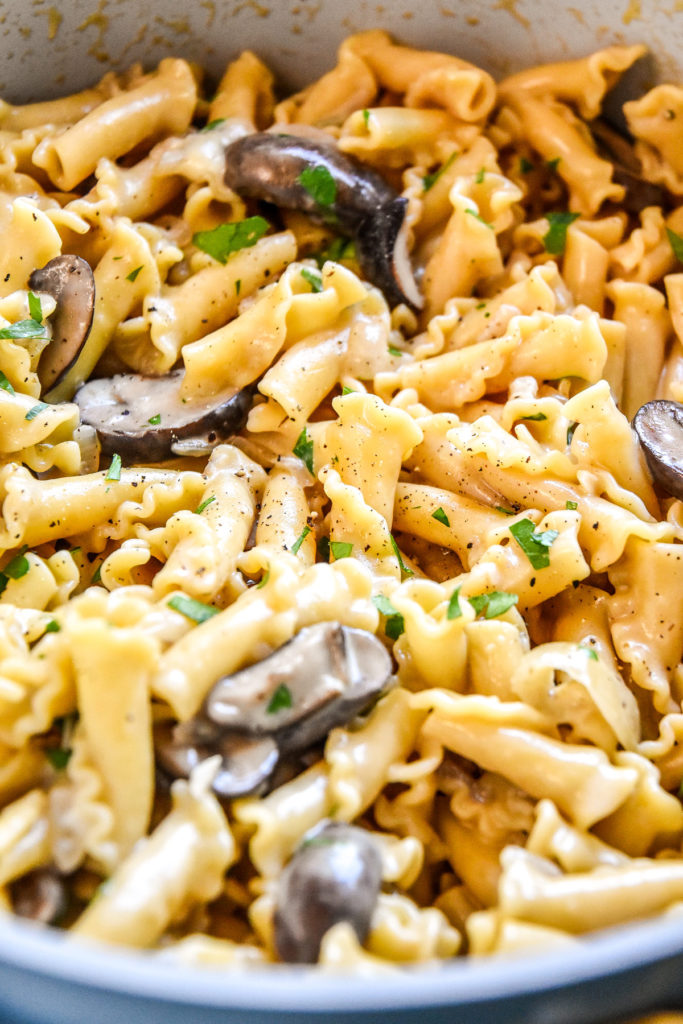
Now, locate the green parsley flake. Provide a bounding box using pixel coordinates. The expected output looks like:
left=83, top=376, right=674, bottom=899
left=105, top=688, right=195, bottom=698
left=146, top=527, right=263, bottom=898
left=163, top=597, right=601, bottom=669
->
left=267, top=683, right=293, bottom=714
left=446, top=586, right=462, bottom=620
left=195, top=495, right=216, bottom=515
left=291, top=525, right=311, bottom=555
left=25, top=402, right=48, bottom=421
left=475, top=167, right=485, bottom=184
left=314, top=236, right=355, bottom=268
left=293, top=427, right=314, bottom=475
left=0, top=319, right=47, bottom=340
left=469, top=591, right=518, bottom=619
left=496, top=506, right=515, bottom=516
left=566, top=421, right=578, bottom=445
left=105, top=453, right=122, bottom=482
left=520, top=156, right=535, bottom=174
left=423, top=151, right=457, bottom=191
left=543, top=212, right=580, bottom=255
left=193, top=216, right=269, bottom=264
left=0, top=371, right=15, bottom=395
left=509, top=518, right=559, bottom=570
left=168, top=594, right=219, bottom=623
left=201, top=118, right=227, bottom=132
left=341, top=385, right=355, bottom=396
left=330, top=540, right=352, bottom=560
left=126, top=266, right=143, bottom=282
left=301, top=267, right=323, bottom=293
left=432, top=507, right=450, bottom=527
left=28, top=291, right=43, bottom=323
left=4, top=546, right=29, bottom=580
left=45, top=747, right=71, bottom=771
left=297, top=164, right=337, bottom=206
left=256, top=567, right=270, bottom=589
left=390, top=534, right=414, bottom=576
left=388, top=344, right=403, bottom=357
left=666, top=227, right=683, bottom=263
left=317, top=536, right=330, bottom=562
left=91, top=563, right=102, bottom=584
left=44, top=620, right=60, bottom=633
left=235, top=279, right=241, bottom=295
left=148, top=413, right=161, bottom=425
left=521, top=412, right=547, bottom=421
left=372, top=594, right=405, bottom=640
left=566, top=500, right=578, bottom=511
left=466, top=209, right=494, bottom=229
left=579, top=644, right=599, bottom=661
left=546, top=157, right=561, bottom=172
left=362, top=108, right=370, bottom=128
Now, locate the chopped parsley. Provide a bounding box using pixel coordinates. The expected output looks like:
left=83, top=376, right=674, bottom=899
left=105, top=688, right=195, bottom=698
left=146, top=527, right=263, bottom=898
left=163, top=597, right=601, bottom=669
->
left=475, top=167, right=485, bottom=184
left=466, top=209, right=494, bottom=229
left=25, top=402, right=48, bottom=421
left=105, top=453, right=122, bottom=481
left=496, top=506, right=515, bottom=516
left=0, top=371, right=14, bottom=395
left=297, top=164, right=336, bottom=206
left=126, top=265, right=143, bottom=282
left=0, top=319, right=47, bottom=340
left=542, top=212, right=580, bottom=255
left=390, top=534, right=413, bottom=576
left=546, top=157, right=561, bottom=172
left=423, top=151, right=457, bottom=191
left=388, top=344, right=403, bottom=357
left=468, top=591, right=518, bottom=619
left=362, top=108, right=370, bottom=128
left=293, top=427, right=314, bottom=475
left=432, top=507, right=450, bottom=527
left=579, top=644, right=598, bottom=661
left=330, top=540, right=352, bottom=560
left=256, top=567, right=270, bottom=589
left=267, top=683, right=293, bottom=714
left=4, top=546, right=29, bottom=580
left=195, top=495, right=216, bottom=515
left=201, top=118, right=227, bottom=132
left=28, top=291, right=43, bottom=323
left=317, top=536, right=330, bottom=562
left=291, top=525, right=311, bottom=555
left=566, top=500, right=578, bottom=511
left=148, top=413, right=161, bottom=425
left=193, top=216, right=269, bottom=264
left=520, top=156, right=535, bottom=174
left=372, top=594, right=405, bottom=640
left=91, top=563, right=102, bottom=584
left=509, top=518, right=559, bottom=570
left=313, top=236, right=355, bottom=268
left=168, top=594, right=219, bottom=623
left=44, top=712, right=77, bottom=771
left=446, top=586, right=462, bottom=620
left=521, top=412, right=547, bottom=421
left=235, top=279, right=241, bottom=295
left=566, top=421, right=578, bottom=445
left=666, top=227, right=683, bottom=263
left=45, top=747, right=71, bottom=771
left=301, top=267, right=323, bottom=293
left=341, top=385, right=355, bottom=396
left=44, top=619, right=60, bottom=633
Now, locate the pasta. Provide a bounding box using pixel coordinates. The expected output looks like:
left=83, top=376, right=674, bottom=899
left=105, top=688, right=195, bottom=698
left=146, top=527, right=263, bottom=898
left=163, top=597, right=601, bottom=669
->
left=0, top=32, right=681, bottom=978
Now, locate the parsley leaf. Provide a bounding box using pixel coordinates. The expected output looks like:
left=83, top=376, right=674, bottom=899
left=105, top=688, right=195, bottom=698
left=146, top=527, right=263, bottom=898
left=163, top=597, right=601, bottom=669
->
left=313, top=236, right=355, bottom=268
left=4, top=546, right=29, bottom=579
left=521, top=412, right=547, bottom=421
left=341, top=385, right=355, bottom=396
left=388, top=344, right=403, bottom=357
left=45, top=747, right=71, bottom=771
left=193, top=216, right=269, bottom=264
left=0, top=319, right=47, bottom=340
left=256, top=567, right=270, bottom=589
left=372, top=594, right=405, bottom=640
left=195, top=495, right=216, bottom=515
left=475, top=167, right=485, bottom=184
left=579, top=644, right=598, bottom=661
left=301, top=267, right=323, bottom=293
left=362, top=108, right=370, bottom=128
left=447, top=586, right=462, bottom=620
left=148, top=413, right=161, bottom=425
left=25, top=402, right=48, bottom=421
left=28, top=291, right=43, bottom=323
left=168, top=594, right=219, bottom=623
left=291, top=525, right=311, bottom=555
left=666, top=227, right=683, bottom=263
left=201, top=118, right=227, bottom=132
left=267, top=683, right=292, bottom=714
left=0, top=371, right=14, bottom=395
left=466, top=209, right=494, bottom=229
left=469, top=591, right=518, bottom=619
left=422, top=151, right=457, bottom=191
left=543, top=212, right=580, bottom=255
left=91, top=563, right=102, bottom=584
left=235, top=279, right=241, bottom=295
left=509, top=518, right=559, bottom=569
left=496, top=506, right=515, bottom=516
left=293, top=427, right=314, bottom=475
left=566, top=500, right=578, bottom=510
left=566, top=421, right=578, bottom=445
left=105, top=453, right=122, bottom=482
left=390, top=534, right=413, bottom=576
left=330, top=540, right=352, bottom=560
left=297, top=164, right=336, bottom=206
left=317, top=536, right=330, bottom=562
left=44, top=619, right=60, bottom=633
left=546, top=157, right=561, bottom=172
left=432, top=507, right=450, bottom=527
left=520, top=156, right=535, bottom=174
left=126, top=266, right=143, bottom=283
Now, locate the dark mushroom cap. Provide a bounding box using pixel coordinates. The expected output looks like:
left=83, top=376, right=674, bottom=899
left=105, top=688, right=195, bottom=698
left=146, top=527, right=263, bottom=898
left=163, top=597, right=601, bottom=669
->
left=156, top=623, right=393, bottom=799
left=74, top=369, right=253, bottom=463
left=633, top=399, right=683, bottom=500
left=10, top=868, right=68, bottom=925
left=590, top=118, right=668, bottom=214
left=224, top=132, right=422, bottom=309
left=29, top=255, right=95, bottom=395
left=273, top=820, right=382, bottom=964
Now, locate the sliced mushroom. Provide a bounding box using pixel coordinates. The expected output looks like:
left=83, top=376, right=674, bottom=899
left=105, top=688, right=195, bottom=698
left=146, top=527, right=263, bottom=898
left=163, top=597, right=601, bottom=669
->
left=633, top=400, right=683, bottom=500
left=224, top=132, right=422, bottom=310
left=273, top=820, right=382, bottom=964
left=590, top=118, right=668, bottom=213
left=157, top=623, right=392, bottom=798
left=10, top=868, right=68, bottom=925
left=74, top=369, right=253, bottom=462
left=28, top=255, right=95, bottom=395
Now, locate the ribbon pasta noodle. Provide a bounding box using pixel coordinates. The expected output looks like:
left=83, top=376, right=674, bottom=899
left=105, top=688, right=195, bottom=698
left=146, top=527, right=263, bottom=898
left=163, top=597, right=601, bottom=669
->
left=0, top=33, right=680, bottom=975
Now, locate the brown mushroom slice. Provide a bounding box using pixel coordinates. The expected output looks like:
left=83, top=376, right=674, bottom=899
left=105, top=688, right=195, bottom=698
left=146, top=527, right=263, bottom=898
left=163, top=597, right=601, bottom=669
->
left=74, top=369, right=253, bottom=462
left=590, top=118, right=668, bottom=213
left=28, top=255, right=95, bottom=395
left=10, top=868, right=68, bottom=925
left=224, top=132, right=422, bottom=310
left=273, top=820, right=382, bottom=964
left=205, top=622, right=392, bottom=752
left=633, top=399, right=683, bottom=500
left=156, top=721, right=279, bottom=799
